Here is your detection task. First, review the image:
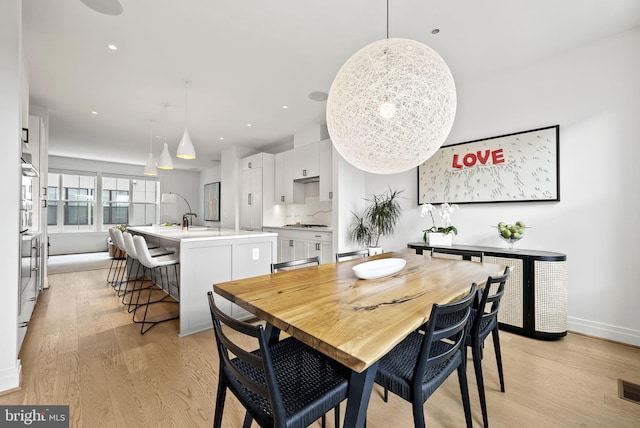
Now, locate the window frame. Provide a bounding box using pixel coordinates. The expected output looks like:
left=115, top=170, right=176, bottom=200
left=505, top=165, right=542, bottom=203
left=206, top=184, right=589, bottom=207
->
left=47, top=169, right=160, bottom=233
left=47, top=170, right=97, bottom=232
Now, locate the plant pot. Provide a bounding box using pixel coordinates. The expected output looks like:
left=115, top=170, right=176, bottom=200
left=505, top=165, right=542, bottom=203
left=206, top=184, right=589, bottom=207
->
left=427, top=232, right=452, bottom=246
left=368, top=246, right=383, bottom=256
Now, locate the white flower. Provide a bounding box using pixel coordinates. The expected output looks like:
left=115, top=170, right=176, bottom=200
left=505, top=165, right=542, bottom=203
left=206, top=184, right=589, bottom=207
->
left=438, top=203, right=459, bottom=227
left=420, top=203, right=435, bottom=218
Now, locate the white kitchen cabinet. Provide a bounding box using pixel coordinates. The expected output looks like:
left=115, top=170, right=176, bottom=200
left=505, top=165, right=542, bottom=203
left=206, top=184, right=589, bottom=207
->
left=263, top=227, right=333, bottom=264
left=319, top=139, right=333, bottom=202
left=278, top=236, right=307, bottom=262
left=240, top=168, right=262, bottom=230
left=240, top=153, right=263, bottom=171
left=291, top=141, right=319, bottom=180
left=273, top=140, right=333, bottom=204
left=306, top=240, right=333, bottom=264
left=231, top=241, right=274, bottom=318
left=240, top=153, right=274, bottom=230
left=274, top=152, right=304, bottom=204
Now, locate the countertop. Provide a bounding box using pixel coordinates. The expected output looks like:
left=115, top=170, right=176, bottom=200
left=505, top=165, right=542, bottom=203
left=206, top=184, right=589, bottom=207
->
left=263, top=225, right=333, bottom=232
left=127, top=225, right=277, bottom=242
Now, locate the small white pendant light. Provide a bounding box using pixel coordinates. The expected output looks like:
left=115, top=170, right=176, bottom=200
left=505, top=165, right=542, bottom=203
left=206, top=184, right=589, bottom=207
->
left=143, top=120, right=158, bottom=176
left=176, top=80, right=196, bottom=159
left=157, top=103, right=174, bottom=170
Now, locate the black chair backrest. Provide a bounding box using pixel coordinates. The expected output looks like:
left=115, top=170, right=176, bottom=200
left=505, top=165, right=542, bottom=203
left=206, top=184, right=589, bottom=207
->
left=415, top=285, right=477, bottom=378
left=335, top=249, right=370, bottom=262
left=206, top=292, right=286, bottom=421
left=470, top=266, right=510, bottom=337
left=271, top=256, right=320, bottom=273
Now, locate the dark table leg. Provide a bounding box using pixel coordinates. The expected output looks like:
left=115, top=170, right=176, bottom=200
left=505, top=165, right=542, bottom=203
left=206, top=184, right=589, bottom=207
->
left=264, top=323, right=281, bottom=346
left=343, top=361, right=378, bottom=428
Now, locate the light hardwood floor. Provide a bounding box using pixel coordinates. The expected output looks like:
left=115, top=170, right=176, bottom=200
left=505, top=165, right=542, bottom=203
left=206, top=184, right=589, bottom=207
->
left=2, top=268, right=640, bottom=427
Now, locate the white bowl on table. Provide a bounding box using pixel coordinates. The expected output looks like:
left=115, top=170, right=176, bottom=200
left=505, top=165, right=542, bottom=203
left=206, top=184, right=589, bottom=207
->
left=352, top=258, right=407, bottom=280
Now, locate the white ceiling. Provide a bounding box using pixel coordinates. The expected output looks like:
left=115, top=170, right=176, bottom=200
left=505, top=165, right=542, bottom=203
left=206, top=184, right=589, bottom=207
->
left=22, top=0, right=640, bottom=172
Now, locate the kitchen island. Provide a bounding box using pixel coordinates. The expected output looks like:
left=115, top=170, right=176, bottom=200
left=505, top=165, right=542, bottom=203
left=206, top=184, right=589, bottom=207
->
left=127, top=226, right=277, bottom=336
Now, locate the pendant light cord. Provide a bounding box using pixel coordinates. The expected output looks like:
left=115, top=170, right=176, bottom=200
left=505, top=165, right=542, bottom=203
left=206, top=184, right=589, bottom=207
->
left=164, top=104, right=168, bottom=145
left=149, top=121, right=153, bottom=152
left=386, top=0, right=389, bottom=39
left=184, top=80, right=191, bottom=126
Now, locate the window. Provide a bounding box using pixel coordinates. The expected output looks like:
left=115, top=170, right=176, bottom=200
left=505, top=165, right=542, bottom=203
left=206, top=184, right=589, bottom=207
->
left=131, top=179, right=158, bottom=225
left=47, top=171, right=159, bottom=232
left=102, top=177, right=130, bottom=225
left=100, top=176, right=159, bottom=230
left=47, top=172, right=96, bottom=232
left=47, top=174, right=59, bottom=226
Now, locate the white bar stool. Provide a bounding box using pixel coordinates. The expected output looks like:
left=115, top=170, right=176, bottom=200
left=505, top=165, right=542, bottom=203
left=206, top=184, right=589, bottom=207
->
left=132, top=235, right=180, bottom=334
left=108, top=227, right=129, bottom=291
left=121, top=232, right=174, bottom=312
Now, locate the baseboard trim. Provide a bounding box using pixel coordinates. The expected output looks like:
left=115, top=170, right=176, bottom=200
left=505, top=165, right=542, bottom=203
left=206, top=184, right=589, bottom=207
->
left=0, top=361, right=21, bottom=395
left=568, top=317, right=640, bottom=347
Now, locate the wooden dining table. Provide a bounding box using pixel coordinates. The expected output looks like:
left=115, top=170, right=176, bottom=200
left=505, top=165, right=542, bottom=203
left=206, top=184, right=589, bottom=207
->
left=214, top=251, right=505, bottom=428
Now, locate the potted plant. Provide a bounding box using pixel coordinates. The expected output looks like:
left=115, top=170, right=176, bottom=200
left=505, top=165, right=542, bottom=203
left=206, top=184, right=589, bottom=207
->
left=351, top=189, right=403, bottom=254
left=420, top=203, right=459, bottom=246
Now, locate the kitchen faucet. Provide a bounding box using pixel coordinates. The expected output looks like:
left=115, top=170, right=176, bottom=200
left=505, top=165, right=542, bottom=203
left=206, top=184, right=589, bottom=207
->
left=164, top=192, right=197, bottom=226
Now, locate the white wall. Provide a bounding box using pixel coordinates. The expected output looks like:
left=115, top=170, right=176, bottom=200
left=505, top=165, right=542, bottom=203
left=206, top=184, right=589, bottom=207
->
left=0, top=0, right=23, bottom=393
left=364, top=27, right=640, bottom=345
left=333, top=148, right=366, bottom=254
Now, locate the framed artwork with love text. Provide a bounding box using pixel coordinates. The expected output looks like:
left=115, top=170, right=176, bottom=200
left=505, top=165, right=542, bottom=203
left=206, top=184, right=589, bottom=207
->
left=418, top=125, right=560, bottom=204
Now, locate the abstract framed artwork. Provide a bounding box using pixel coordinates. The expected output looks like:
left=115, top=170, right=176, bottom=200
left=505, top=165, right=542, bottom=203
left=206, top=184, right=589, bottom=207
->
left=418, top=125, right=560, bottom=204
left=204, top=182, right=220, bottom=221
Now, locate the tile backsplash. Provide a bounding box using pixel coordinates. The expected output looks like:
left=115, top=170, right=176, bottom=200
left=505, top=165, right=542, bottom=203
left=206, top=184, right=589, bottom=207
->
left=284, top=183, right=332, bottom=226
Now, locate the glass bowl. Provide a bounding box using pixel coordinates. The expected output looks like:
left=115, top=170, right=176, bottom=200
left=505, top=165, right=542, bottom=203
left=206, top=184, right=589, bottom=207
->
left=498, top=234, right=523, bottom=251
left=493, top=226, right=530, bottom=251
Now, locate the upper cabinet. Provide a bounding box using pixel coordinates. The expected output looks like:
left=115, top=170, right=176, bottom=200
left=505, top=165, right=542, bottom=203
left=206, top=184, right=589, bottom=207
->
left=240, top=153, right=263, bottom=171
left=291, top=141, right=320, bottom=180
left=274, top=139, right=334, bottom=204
left=274, top=152, right=304, bottom=205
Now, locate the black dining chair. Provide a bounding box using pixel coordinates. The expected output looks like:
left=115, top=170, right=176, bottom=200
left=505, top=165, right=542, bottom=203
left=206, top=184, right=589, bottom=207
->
left=335, top=249, right=370, bottom=262
left=207, top=291, right=349, bottom=428
left=271, top=256, right=319, bottom=273
left=374, top=285, right=477, bottom=428
left=466, top=266, right=510, bottom=428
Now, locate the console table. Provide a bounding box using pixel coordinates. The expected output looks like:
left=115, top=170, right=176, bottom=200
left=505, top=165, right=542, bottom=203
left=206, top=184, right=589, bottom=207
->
left=407, top=242, right=567, bottom=339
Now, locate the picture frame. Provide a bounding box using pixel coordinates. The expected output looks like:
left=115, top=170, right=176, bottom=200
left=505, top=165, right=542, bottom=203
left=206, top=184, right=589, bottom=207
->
left=204, top=182, right=221, bottom=221
left=418, top=125, right=560, bottom=204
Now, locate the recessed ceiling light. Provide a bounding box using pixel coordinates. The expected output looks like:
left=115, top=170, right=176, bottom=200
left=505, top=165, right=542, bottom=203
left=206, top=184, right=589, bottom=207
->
left=282, top=105, right=288, bottom=109
left=91, top=111, right=98, bottom=115
left=431, top=29, right=440, bottom=35
left=308, top=91, right=328, bottom=102
left=107, top=44, right=118, bottom=50
left=247, top=123, right=252, bottom=127
left=219, top=137, right=224, bottom=140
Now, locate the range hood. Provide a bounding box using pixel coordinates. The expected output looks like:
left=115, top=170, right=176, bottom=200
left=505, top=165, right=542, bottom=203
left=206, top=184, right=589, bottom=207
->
left=293, top=175, right=319, bottom=184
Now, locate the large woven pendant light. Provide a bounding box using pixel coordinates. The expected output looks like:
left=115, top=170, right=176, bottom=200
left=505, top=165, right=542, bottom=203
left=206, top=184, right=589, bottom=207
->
left=326, top=1, right=456, bottom=174
left=176, top=80, right=196, bottom=159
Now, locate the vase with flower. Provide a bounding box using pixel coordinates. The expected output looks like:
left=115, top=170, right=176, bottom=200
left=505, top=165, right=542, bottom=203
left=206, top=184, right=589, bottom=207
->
left=420, top=203, right=459, bottom=246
